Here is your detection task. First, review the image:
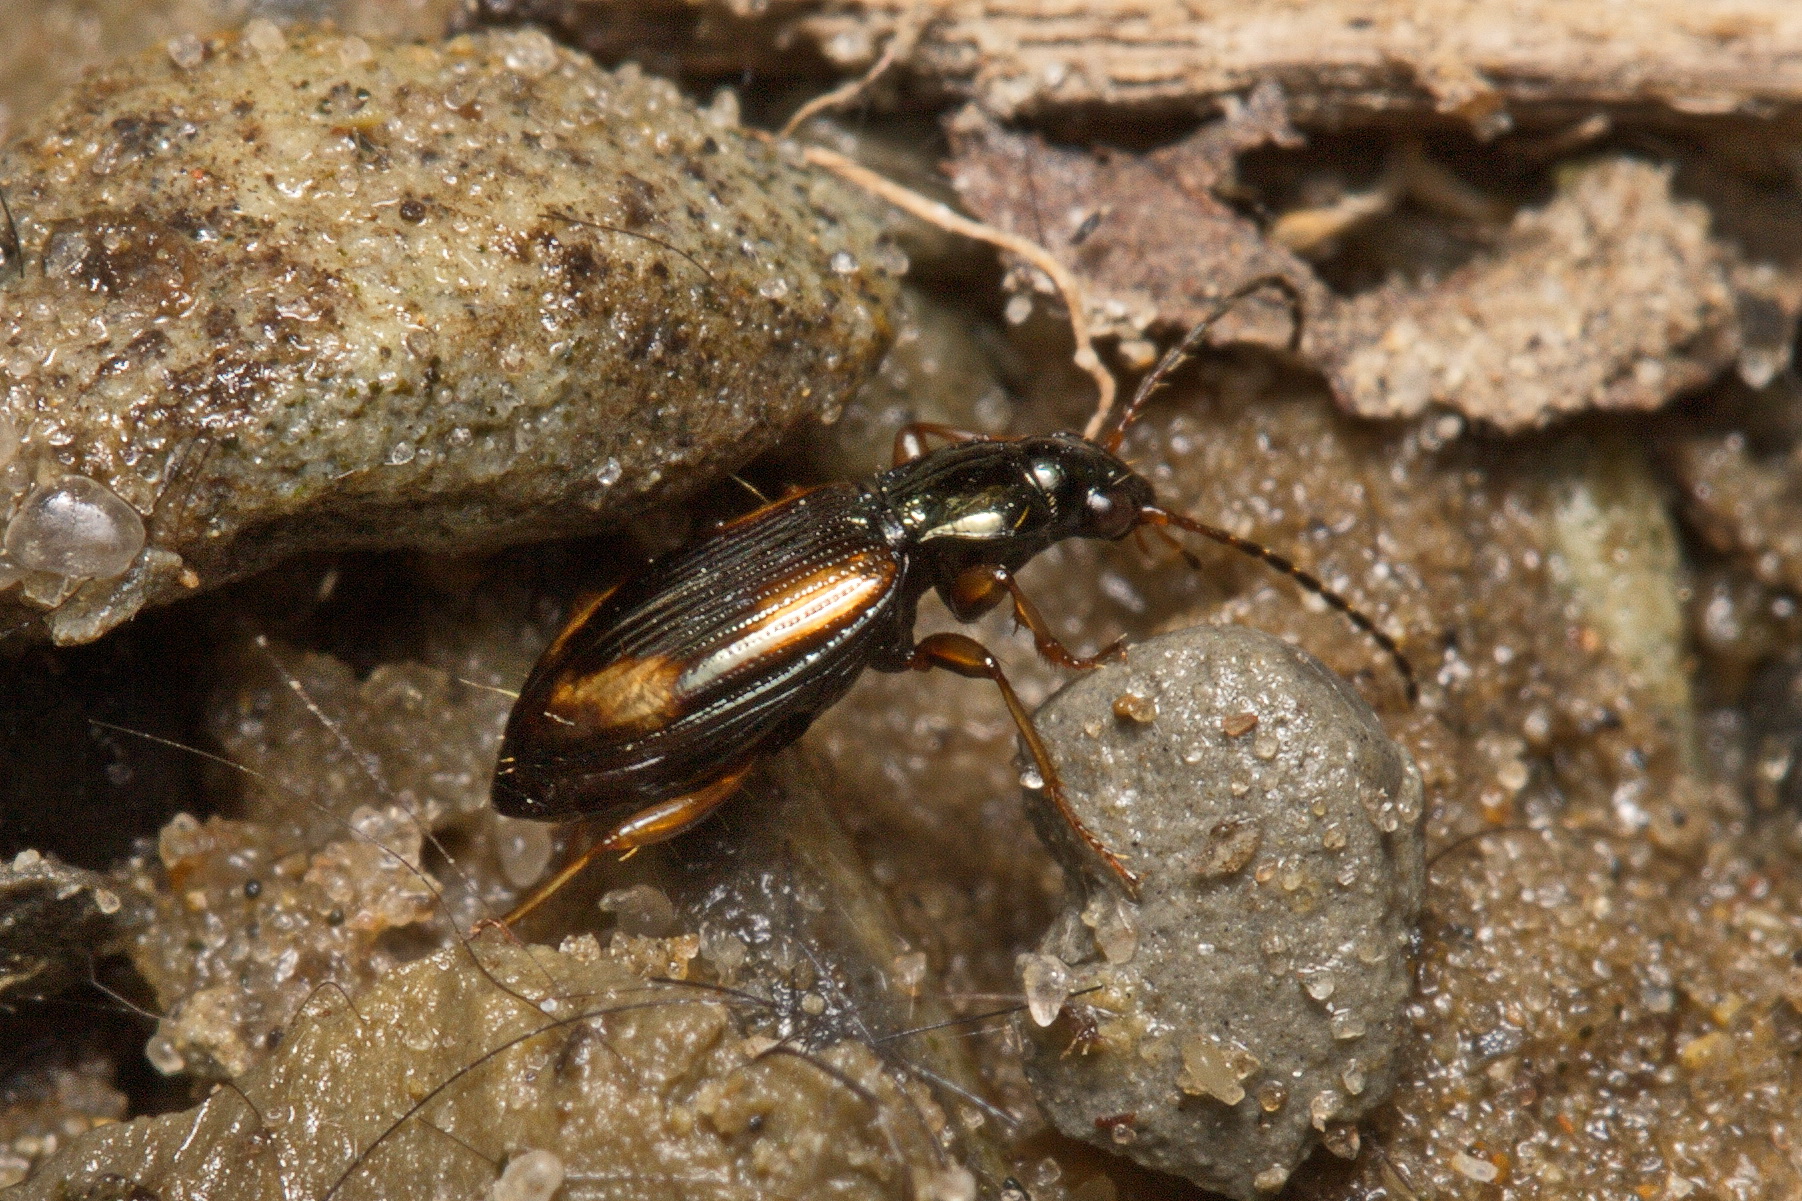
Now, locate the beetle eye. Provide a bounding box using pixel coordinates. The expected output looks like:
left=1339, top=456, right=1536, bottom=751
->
left=1085, top=487, right=1137, bottom=537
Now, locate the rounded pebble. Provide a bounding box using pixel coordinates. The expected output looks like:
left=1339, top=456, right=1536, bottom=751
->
left=489, top=1149, right=563, bottom=1201
left=4, top=477, right=146, bottom=579
left=0, top=27, right=898, bottom=643
left=1017, top=625, right=1424, bottom=1201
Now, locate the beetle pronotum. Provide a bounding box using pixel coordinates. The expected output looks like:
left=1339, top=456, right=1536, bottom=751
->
left=492, top=275, right=1414, bottom=917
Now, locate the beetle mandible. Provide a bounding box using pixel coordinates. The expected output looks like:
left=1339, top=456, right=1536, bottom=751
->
left=492, top=277, right=1414, bottom=920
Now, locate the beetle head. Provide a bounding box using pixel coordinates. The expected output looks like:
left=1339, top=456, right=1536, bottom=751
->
left=1021, top=433, right=1154, bottom=541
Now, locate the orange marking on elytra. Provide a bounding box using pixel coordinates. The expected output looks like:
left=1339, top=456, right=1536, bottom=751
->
left=548, top=653, right=685, bottom=733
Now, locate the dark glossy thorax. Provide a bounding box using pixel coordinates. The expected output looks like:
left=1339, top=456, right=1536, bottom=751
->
left=868, top=434, right=1154, bottom=587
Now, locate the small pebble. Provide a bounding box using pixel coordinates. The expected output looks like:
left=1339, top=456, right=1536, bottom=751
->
left=489, top=1149, right=564, bottom=1201
left=1198, top=819, right=1261, bottom=878
left=241, top=17, right=286, bottom=60
left=891, top=950, right=928, bottom=997
left=1221, top=712, right=1259, bottom=737
left=1112, top=692, right=1158, bottom=723
left=1450, top=1150, right=1501, bottom=1183
left=1321, top=1124, right=1361, bottom=1159
left=927, top=1166, right=977, bottom=1201
left=1081, top=891, right=1138, bottom=964
left=1252, top=1166, right=1289, bottom=1193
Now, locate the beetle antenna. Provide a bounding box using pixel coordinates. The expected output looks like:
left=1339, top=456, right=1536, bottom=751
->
left=1139, top=506, right=1417, bottom=704
left=1100, top=275, right=1303, bottom=450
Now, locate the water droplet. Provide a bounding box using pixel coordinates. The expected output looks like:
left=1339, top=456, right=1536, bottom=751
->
left=145, top=1033, right=186, bottom=1075
left=758, top=276, right=789, bottom=300
left=1341, top=1063, right=1366, bottom=1094
left=1302, top=971, right=1336, bottom=1001
left=443, top=78, right=482, bottom=113
left=598, top=883, right=675, bottom=937
left=493, top=816, right=554, bottom=888
left=5, top=476, right=146, bottom=579
left=1017, top=953, right=1072, bottom=1027
left=596, top=457, right=622, bottom=486
left=1308, top=1089, right=1342, bottom=1130
left=829, top=250, right=857, bottom=275
left=1019, top=766, right=1044, bottom=791
left=386, top=441, right=417, bottom=466
left=1005, top=294, right=1034, bottom=325
left=1256, top=1081, right=1287, bottom=1112
left=502, top=29, right=559, bottom=78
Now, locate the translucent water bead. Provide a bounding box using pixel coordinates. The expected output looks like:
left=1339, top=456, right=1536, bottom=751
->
left=4, top=476, right=147, bottom=579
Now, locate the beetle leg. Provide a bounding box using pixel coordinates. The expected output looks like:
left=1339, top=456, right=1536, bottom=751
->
left=892, top=422, right=993, bottom=466
left=947, top=565, right=1126, bottom=670
left=906, top=631, right=1140, bottom=897
left=501, top=763, right=754, bottom=928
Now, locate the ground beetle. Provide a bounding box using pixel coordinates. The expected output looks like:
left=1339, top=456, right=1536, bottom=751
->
left=492, top=279, right=1414, bottom=920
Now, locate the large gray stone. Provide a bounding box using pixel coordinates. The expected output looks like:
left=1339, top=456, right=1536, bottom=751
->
left=1018, top=625, right=1424, bottom=1199
left=0, top=25, right=899, bottom=644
